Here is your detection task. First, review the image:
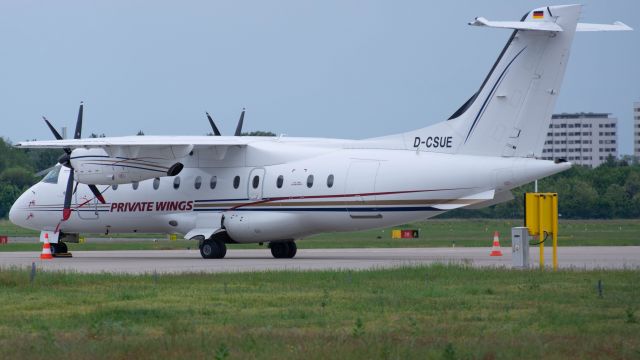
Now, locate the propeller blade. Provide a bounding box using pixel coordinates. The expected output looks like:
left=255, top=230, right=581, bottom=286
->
left=234, top=108, right=245, bottom=136
left=43, top=117, right=63, bottom=140
left=88, top=184, right=106, bottom=204
left=35, top=166, right=55, bottom=178
left=62, top=169, right=74, bottom=221
left=74, top=102, right=83, bottom=139
left=43, top=116, right=72, bottom=155
left=206, top=112, right=221, bottom=136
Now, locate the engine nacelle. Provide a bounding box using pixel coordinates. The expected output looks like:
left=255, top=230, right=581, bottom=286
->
left=223, top=211, right=313, bottom=243
left=70, top=148, right=185, bottom=185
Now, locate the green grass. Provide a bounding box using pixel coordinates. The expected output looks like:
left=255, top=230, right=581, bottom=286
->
left=0, top=265, right=638, bottom=359
left=1, top=219, right=640, bottom=252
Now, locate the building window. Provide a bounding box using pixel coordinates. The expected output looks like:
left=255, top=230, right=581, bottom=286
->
left=173, top=177, right=181, bottom=190
left=210, top=176, right=217, bottom=189
left=307, top=175, right=314, bottom=188
left=233, top=176, right=240, bottom=189
left=153, top=178, right=160, bottom=190
left=132, top=181, right=139, bottom=190
left=194, top=176, right=202, bottom=190
left=252, top=175, right=260, bottom=189
left=276, top=175, right=284, bottom=188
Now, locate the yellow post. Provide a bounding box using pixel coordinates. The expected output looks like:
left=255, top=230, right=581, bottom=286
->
left=525, top=192, right=559, bottom=271
left=538, top=194, right=545, bottom=270
left=552, top=194, right=558, bottom=271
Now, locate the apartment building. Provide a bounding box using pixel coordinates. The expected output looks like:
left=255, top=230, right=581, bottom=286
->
left=541, top=112, right=617, bottom=168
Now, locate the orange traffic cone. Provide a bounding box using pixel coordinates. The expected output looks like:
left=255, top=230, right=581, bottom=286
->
left=40, top=233, right=53, bottom=260
left=489, top=231, right=503, bottom=257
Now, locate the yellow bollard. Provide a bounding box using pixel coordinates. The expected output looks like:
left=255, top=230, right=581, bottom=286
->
left=525, top=193, right=559, bottom=271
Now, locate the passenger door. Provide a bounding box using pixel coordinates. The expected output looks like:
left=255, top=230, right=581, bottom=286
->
left=248, top=168, right=266, bottom=200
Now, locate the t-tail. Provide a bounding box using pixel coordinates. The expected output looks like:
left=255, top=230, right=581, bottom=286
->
left=396, top=4, right=631, bottom=158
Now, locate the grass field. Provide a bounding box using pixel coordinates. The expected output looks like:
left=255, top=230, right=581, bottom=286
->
left=0, top=265, right=638, bottom=359
left=1, top=219, right=640, bottom=252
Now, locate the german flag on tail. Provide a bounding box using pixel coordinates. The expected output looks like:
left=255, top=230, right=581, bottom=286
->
left=533, top=10, right=544, bottom=19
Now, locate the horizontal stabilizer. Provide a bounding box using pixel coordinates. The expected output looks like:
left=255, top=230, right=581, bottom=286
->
left=469, top=17, right=563, bottom=32
left=576, top=22, right=632, bottom=32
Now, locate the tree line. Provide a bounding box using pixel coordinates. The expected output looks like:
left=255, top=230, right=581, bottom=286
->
left=1, top=137, right=638, bottom=219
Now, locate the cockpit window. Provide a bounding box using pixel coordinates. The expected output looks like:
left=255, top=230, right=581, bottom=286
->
left=42, top=165, right=62, bottom=184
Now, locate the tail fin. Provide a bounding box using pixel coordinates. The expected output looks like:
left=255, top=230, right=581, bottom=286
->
left=456, top=5, right=581, bottom=157
left=399, top=5, right=629, bottom=158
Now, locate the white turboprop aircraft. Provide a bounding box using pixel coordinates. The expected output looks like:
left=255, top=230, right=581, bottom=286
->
left=9, top=5, right=631, bottom=259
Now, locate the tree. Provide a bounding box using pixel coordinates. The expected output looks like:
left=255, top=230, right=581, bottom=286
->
left=0, top=183, right=22, bottom=218
left=0, top=167, right=36, bottom=189
left=241, top=131, right=276, bottom=137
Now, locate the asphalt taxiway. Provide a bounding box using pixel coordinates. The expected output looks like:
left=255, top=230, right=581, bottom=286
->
left=1, top=247, right=639, bottom=274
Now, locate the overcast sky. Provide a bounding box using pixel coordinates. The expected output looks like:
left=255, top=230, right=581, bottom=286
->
left=1, top=1, right=638, bottom=154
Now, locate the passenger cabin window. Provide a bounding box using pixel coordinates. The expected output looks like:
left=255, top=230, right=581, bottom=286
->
left=276, top=175, right=284, bottom=188
left=252, top=175, right=260, bottom=189
left=327, top=174, right=334, bottom=188
left=210, top=176, right=217, bottom=189
left=112, top=184, right=118, bottom=191
left=132, top=181, right=139, bottom=190
left=194, top=176, right=202, bottom=190
left=153, top=178, right=160, bottom=190
left=173, top=177, right=181, bottom=190
left=307, top=175, right=314, bottom=188
left=233, top=176, right=240, bottom=189
left=42, top=166, right=61, bottom=184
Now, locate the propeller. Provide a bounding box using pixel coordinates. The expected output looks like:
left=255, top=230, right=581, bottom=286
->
left=234, top=108, right=245, bottom=136
left=205, top=108, right=246, bottom=136
left=206, top=112, right=221, bottom=136
left=43, top=102, right=106, bottom=221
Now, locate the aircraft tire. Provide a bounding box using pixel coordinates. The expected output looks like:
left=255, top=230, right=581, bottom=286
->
left=287, top=241, right=297, bottom=258
left=200, top=239, right=227, bottom=259
left=270, top=241, right=297, bottom=259
left=58, top=242, right=68, bottom=253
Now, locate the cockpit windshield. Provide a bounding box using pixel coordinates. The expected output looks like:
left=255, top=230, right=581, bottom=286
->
left=42, top=165, right=62, bottom=184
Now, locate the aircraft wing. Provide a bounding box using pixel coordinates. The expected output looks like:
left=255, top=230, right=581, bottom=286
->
left=14, top=135, right=258, bottom=149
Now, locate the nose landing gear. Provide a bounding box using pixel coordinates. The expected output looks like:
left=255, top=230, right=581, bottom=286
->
left=50, top=242, right=72, bottom=257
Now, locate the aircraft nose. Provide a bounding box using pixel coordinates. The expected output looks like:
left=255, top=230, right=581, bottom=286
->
left=8, top=189, right=31, bottom=228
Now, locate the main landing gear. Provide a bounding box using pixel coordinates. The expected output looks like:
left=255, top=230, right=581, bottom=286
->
left=269, top=241, right=297, bottom=259
left=199, top=238, right=227, bottom=259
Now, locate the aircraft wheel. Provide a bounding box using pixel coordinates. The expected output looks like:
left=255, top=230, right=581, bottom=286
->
left=287, top=241, right=297, bottom=258
left=270, top=241, right=297, bottom=259
left=199, top=239, right=227, bottom=259
left=58, top=242, right=68, bottom=253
